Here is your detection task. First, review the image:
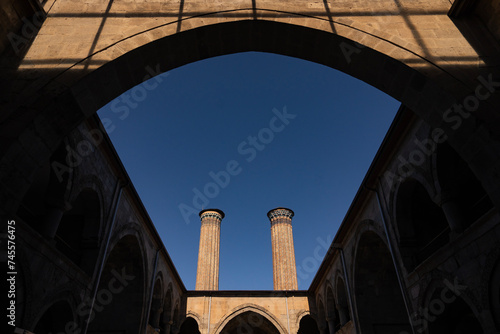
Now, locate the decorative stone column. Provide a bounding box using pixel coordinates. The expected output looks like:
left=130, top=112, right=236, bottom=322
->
left=267, top=207, right=298, bottom=290
left=195, top=209, right=224, bottom=290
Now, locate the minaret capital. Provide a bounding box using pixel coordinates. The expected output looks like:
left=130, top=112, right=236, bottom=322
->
left=267, top=207, right=294, bottom=221
left=199, top=209, right=225, bottom=221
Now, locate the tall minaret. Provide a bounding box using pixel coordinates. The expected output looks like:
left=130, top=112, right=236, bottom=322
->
left=267, top=207, right=298, bottom=290
left=195, top=209, right=224, bottom=290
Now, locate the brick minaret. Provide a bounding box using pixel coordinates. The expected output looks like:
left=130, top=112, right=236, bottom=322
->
left=195, top=209, right=224, bottom=290
left=268, top=207, right=298, bottom=290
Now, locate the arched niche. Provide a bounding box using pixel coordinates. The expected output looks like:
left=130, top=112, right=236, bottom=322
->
left=436, top=140, right=494, bottom=231
left=218, top=311, right=282, bottom=334
left=56, top=188, right=102, bottom=275
left=354, top=231, right=411, bottom=334
left=16, top=141, right=71, bottom=233
left=148, top=277, right=164, bottom=331
left=317, top=297, right=327, bottom=333
left=335, top=277, right=351, bottom=326
left=326, top=285, right=340, bottom=333
left=160, top=284, right=174, bottom=334
left=87, top=234, right=145, bottom=334
left=179, top=317, right=200, bottom=334
left=395, top=178, right=449, bottom=272
left=297, top=315, right=320, bottom=334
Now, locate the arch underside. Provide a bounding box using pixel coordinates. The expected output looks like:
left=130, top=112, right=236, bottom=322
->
left=3, top=17, right=500, bottom=214
left=218, top=311, right=281, bottom=334
left=29, top=18, right=469, bottom=119
left=354, top=231, right=411, bottom=334
left=213, top=304, right=288, bottom=334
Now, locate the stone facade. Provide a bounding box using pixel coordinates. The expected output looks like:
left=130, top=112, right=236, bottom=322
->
left=9, top=117, right=186, bottom=334
left=186, top=291, right=309, bottom=334
left=309, top=107, right=500, bottom=334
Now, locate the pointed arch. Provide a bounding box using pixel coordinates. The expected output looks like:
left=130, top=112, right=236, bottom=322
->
left=295, top=310, right=312, bottom=329
left=4, top=16, right=500, bottom=221
left=171, top=301, right=181, bottom=334
left=354, top=231, right=411, bottom=334
left=88, top=234, right=146, bottom=334
left=16, top=140, right=73, bottom=234
left=335, top=275, right=351, bottom=326
left=56, top=187, right=103, bottom=275
left=297, top=315, right=320, bottom=334
left=394, top=178, right=449, bottom=272
left=179, top=317, right=201, bottom=334
left=213, top=304, right=287, bottom=334
left=435, top=140, right=494, bottom=230
left=148, top=274, right=164, bottom=330
left=326, top=283, right=340, bottom=332
left=160, top=282, right=174, bottom=334
left=316, top=297, right=327, bottom=332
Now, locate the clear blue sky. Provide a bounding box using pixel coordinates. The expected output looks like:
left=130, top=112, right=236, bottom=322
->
left=97, top=51, right=399, bottom=290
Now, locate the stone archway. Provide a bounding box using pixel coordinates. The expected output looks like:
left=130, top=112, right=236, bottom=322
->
left=147, top=276, right=163, bottom=332
left=335, top=277, right=350, bottom=326
left=217, top=311, right=282, bottom=334
left=160, top=284, right=174, bottom=334
left=56, top=188, right=103, bottom=276
left=395, top=178, right=449, bottom=272
left=87, top=234, right=146, bottom=334
left=297, top=315, right=320, bottom=334
left=326, top=285, right=340, bottom=333
left=179, top=317, right=201, bottom=334
left=317, top=297, right=327, bottom=333
left=213, top=304, right=288, bottom=334
left=354, top=230, right=411, bottom=334
left=2, top=8, right=500, bottom=216
left=435, top=140, right=495, bottom=230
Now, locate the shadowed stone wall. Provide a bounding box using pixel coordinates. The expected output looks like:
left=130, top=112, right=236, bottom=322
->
left=1, top=1, right=500, bottom=334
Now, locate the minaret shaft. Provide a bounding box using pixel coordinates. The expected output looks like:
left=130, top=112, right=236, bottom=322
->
left=268, top=208, right=298, bottom=290
left=195, top=209, right=224, bottom=290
